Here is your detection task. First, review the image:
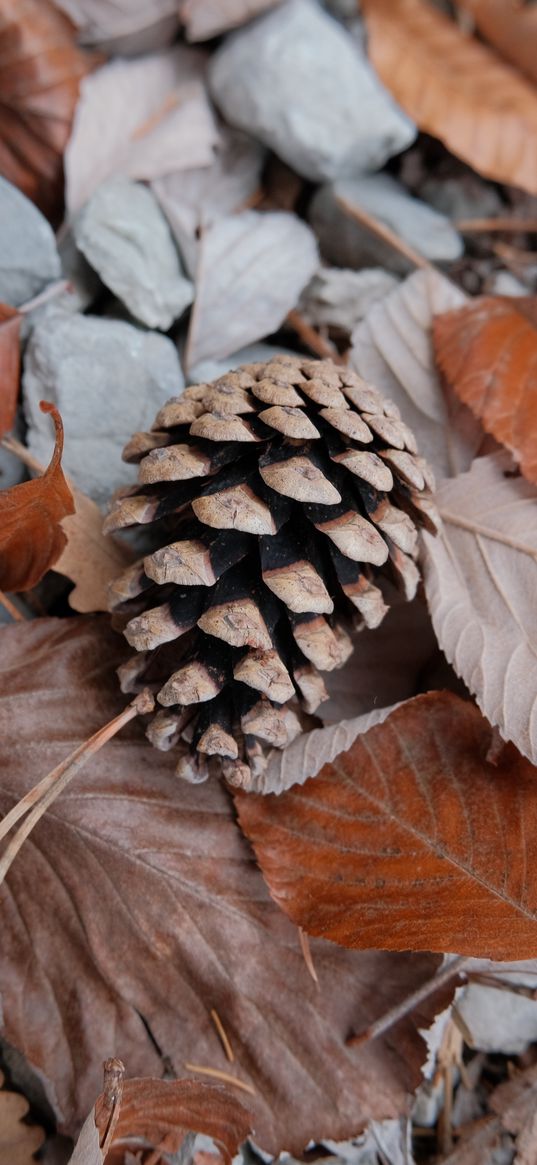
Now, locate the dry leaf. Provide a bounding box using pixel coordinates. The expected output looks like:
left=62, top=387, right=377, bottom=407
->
left=456, top=0, right=537, bottom=86
left=55, top=488, right=133, bottom=612
left=180, top=0, right=281, bottom=41
left=0, top=303, right=21, bottom=437
left=0, top=0, right=90, bottom=218
left=65, top=46, right=219, bottom=213
left=185, top=210, right=318, bottom=370
left=54, top=0, right=179, bottom=55
left=423, top=451, right=537, bottom=764
left=252, top=598, right=440, bottom=794
left=0, top=1070, right=45, bottom=1165
left=361, top=0, right=537, bottom=195
left=491, top=1062, right=537, bottom=1165
left=70, top=1073, right=252, bottom=1165
left=236, top=691, right=537, bottom=960
left=433, top=296, right=537, bottom=486
left=0, top=616, right=443, bottom=1154
left=440, top=1117, right=505, bottom=1165
left=0, top=402, right=75, bottom=592
left=152, top=128, right=266, bottom=276
left=350, top=269, right=485, bottom=480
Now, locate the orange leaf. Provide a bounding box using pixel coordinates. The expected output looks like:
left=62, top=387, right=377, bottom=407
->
left=0, top=401, right=75, bottom=591
left=105, top=1077, right=252, bottom=1164
left=236, top=693, right=537, bottom=960
left=361, top=0, right=537, bottom=195
left=0, top=303, right=20, bottom=437
left=0, top=0, right=91, bottom=218
left=456, top=0, right=537, bottom=85
left=433, top=296, right=537, bottom=486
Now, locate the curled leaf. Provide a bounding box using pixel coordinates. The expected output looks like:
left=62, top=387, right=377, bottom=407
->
left=0, top=402, right=75, bottom=591
left=433, top=296, right=537, bottom=486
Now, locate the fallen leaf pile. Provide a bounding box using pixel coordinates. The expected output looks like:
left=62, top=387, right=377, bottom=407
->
left=0, top=0, right=536, bottom=1163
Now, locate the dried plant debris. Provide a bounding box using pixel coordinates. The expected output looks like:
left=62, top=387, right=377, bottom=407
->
left=106, top=355, right=437, bottom=787
left=0, top=616, right=446, bottom=1156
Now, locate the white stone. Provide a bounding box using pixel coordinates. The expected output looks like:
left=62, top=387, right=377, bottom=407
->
left=74, top=177, right=193, bottom=329
left=0, top=177, right=61, bottom=307
left=298, top=267, right=399, bottom=333
left=310, top=174, right=463, bottom=273
left=457, top=982, right=537, bottom=1055
left=208, top=0, right=415, bottom=183
left=23, top=308, right=184, bottom=505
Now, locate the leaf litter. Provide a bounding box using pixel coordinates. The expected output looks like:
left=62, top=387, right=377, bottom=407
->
left=0, top=1, right=537, bottom=1163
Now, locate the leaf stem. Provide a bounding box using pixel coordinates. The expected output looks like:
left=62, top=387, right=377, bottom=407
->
left=285, top=309, right=343, bottom=363
left=346, top=955, right=470, bottom=1048
left=335, top=194, right=434, bottom=272
left=0, top=591, right=27, bottom=621
left=0, top=690, right=154, bottom=885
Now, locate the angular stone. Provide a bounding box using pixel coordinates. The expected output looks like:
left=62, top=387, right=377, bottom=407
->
left=74, top=177, right=194, bottom=329
left=0, top=177, right=61, bottom=307
left=23, top=308, right=184, bottom=505
left=209, top=0, right=415, bottom=183
left=298, top=267, right=399, bottom=333
left=310, top=174, right=463, bottom=273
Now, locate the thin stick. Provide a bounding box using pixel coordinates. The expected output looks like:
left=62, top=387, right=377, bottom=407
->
left=0, top=691, right=154, bottom=884
left=0, top=592, right=26, bottom=621
left=346, top=956, right=470, bottom=1048
left=456, top=217, right=537, bottom=234
left=19, top=280, right=70, bottom=315
left=184, top=1064, right=256, bottom=1097
left=298, top=927, right=319, bottom=986
left=210, top=1008, right=235, bottom=1063
left=336, top=194, right=434, bottom=272
left=0, top=434, right=44, bottom=476
left=286, top=309, right=342, bottom=363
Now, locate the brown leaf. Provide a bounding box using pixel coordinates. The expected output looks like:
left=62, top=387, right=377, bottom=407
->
left=0, top=403, right=75, bottom=592
left=70, top=1069, right=252, bottom=1165
left=180, top=0, right=281, bottom=42
left=107, top=1077, right=252, bottom=1164
left=351, top=269, right=485, bottom=480
left=0, top=0, right=90, bottom=218
left=55, top=489, right=133, bottom=612
left=0, top=616, right=443, bottom=1155
left=456, top=0, right=537, bottom=86
left=236, top=692, right=537, bottom=960
left=491, top=1062, right=537, bottom=1165
left=433, top=296, right=537, bottom=486
left=361, top=0, right=537, bottom=195
left=423, top=452, right=537, bottom=764
left=0, top=1070, right=45, bottom=1165
left=0, top=303, right=21, bottom=437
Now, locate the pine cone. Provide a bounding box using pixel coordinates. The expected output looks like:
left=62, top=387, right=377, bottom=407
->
left=105, top=355, right=438, bottom=789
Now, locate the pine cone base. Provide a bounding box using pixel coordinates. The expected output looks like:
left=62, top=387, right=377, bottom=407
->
left=106, top=356, right=438, bottom=789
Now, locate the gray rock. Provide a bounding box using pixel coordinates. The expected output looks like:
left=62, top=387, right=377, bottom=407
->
left=310, top=174, right=463, bottom=273
left=23, top=307, right=184, bottom=505
left=0, top=177, right=61, bottom=307
left=298, top=266, right=399, bottom=333
left=74, top=177, right=194, bottom=329
left=208, top=0, right=415, bottom=183
left=457, top=982, right=537, bottom=1055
